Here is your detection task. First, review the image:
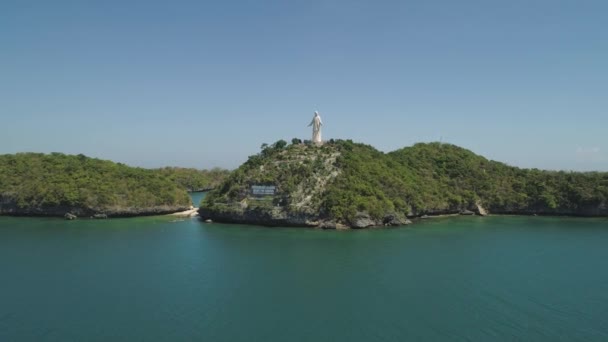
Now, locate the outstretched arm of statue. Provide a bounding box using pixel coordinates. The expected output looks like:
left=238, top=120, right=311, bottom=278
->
left=308, top=119, right=314, bottom=127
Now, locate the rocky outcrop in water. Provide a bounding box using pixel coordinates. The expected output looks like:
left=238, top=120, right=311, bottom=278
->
left=64, top=213, right=77, bottom=220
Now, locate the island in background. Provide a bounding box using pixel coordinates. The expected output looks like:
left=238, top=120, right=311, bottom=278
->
left=0, top=153, right=229, bottom=218
left=199, top=139, right=608, bottom=228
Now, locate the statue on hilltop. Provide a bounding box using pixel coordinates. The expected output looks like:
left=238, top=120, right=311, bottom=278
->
left=308, top=111, right=323, bottom=144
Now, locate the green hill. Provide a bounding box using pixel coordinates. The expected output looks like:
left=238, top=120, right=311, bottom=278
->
left=200, top=140, right=608, bottom=228
left=0, top=153, right=192, bottom=217
left=155, top=167, right=230, bottom=192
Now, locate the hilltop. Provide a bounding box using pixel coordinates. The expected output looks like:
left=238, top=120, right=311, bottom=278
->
left=200, top=140, right=608, bottom=228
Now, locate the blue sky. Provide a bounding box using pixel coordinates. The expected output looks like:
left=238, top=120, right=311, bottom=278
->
left=1, top=0, right=607, bottom=170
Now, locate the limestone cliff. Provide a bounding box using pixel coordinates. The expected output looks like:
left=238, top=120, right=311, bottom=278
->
left=199, top=142, right=348, bottom=227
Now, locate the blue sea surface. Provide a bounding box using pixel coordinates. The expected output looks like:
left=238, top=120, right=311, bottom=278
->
left=1, top=205, right=607, bottom=341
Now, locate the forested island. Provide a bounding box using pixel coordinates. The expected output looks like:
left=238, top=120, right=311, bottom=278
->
left=0, top=153, right=228, bottom=218
left=200, top=140, right=608, bottom=228
left=2, top=144, right=606, bottom=224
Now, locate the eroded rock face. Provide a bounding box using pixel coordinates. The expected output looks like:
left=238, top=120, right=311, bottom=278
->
left=350, top=212, right=376, bottom=229
left=476, top=202, right=488, bottom=216
left=64, top=213, right=77, bottom=220
left=318, top=220, right=337, bottom=229
left=383, top=213, right=412, bottom=226
left=200, top=144, right=344, bottom=227
left=199, top=204, right=321, bottom=227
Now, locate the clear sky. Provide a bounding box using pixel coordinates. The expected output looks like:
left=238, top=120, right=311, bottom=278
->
left=1, top=0, right=606, bottom=170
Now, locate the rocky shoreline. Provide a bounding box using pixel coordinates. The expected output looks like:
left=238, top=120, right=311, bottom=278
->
left=198, top=206, right=608, bottom=229
left=197, top=205, right=483, bottom=229
left=198, top=198, right=608, bottom=229
left=0, top=202, right=192, bottom=219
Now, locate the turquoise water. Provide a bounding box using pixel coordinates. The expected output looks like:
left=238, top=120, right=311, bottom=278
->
left=1, top=209, right=607, bottom=341
left=189, top=191, right=206, bottom=207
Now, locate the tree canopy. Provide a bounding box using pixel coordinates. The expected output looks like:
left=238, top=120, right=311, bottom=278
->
left=0, top=153, right=193, bottom=215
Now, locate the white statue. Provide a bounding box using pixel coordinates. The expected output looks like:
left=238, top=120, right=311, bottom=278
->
left=308, top=111, right=323, bottom=144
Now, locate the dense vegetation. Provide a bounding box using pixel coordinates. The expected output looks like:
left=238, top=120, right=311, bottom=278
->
left=205, top=140, right=338, bottom=210
left=156, top=167, right=230, bottom=191
left=0, top=153, right=192, bottom=216
left=202, top=140, right=608, bottom=227
left=328, top=141, right=608, bottom=220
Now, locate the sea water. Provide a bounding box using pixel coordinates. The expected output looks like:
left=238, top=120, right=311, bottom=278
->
left=1, top=199, right=607, bottom=341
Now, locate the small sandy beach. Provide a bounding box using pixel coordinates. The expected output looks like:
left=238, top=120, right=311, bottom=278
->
left=169, top=207, right=199, bottom=218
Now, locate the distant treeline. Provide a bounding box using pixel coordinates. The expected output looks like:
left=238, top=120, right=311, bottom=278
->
left=0, top=153, right=231, bottom=216
left=156, top=167, right=231, bottom=192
